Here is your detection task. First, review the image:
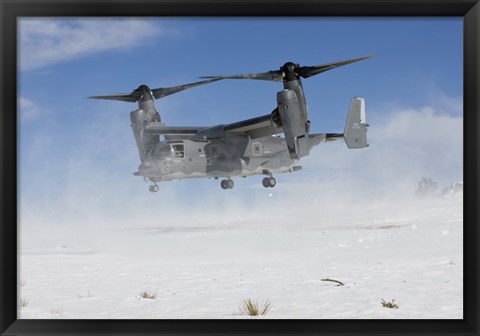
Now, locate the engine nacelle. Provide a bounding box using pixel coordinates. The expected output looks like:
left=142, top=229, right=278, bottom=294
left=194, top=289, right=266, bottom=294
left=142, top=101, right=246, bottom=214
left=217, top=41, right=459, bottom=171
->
left=130, top=109, right=159, bottom=161
left=270, top=108, right=282, bottom=129
left=276, top=89, right=310, bottom=159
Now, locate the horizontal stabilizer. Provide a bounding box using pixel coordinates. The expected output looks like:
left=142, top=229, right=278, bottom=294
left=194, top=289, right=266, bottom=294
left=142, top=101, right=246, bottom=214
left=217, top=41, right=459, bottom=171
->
left=307, top=133, right=341, bottom=151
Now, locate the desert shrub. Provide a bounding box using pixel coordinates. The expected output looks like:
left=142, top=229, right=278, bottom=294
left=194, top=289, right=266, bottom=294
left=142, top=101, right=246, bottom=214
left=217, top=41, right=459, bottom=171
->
left=240, top=298, right=272, bottom=316
left=416, top=177, right=439, bottom=197
left=441, top=181, right=463, bottom=197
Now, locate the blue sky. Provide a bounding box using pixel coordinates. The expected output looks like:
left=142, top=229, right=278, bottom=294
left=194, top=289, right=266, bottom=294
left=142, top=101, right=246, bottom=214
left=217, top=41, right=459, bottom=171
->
left=18, top=18, right=463, bottom=226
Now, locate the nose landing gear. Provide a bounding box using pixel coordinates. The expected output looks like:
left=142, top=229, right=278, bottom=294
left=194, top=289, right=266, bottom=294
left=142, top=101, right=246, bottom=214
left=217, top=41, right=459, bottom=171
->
left=149, top=183, right=159, bottom=193
left=220, top=178, right=234, bottom=189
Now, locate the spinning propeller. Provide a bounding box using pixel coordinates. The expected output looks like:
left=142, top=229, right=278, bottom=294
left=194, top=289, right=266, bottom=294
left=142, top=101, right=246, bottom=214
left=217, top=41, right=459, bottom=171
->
left=89, top=55, right=373, bottom=103
left=201, top=55, right=374, bottom=82
left=89, top=78, right=222, bottom=103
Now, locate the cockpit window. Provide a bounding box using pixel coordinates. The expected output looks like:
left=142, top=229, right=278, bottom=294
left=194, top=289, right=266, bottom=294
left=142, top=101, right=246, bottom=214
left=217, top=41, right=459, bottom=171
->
left=171, top=143, right=184, bottom=159
left=153, top=143, right=170, bottom=156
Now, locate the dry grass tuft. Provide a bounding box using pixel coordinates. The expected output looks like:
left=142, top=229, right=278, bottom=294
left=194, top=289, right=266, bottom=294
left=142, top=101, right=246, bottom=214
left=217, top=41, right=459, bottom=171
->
left=139, top=290, right=157, bottom=300
left=240, top=298, right=272, bottom=316
left=381, top=298, right=399, bottom=309
left=77, top=290, right=94, bottom=299
left=50, top=308, right=63, bottom=317
left=321, top=278, right=345, bottom=286
left=19, top=298, right=29, bottom=308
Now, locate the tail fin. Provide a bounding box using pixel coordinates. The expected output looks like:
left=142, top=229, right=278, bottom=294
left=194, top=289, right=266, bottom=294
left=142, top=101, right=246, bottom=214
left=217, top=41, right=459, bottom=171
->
left=343, top=97, right=369, bottom=149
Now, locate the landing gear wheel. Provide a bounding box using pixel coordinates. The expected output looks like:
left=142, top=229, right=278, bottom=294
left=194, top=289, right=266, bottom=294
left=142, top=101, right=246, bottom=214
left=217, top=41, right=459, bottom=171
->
left=262, top=177, right=276, bottom=188
left=268, top=177, right=276, bottom=188
left=262, top=177, right=270, bottom=188
left=221, top=180, right=228, bottom=189
left=221, top=179, right=234, bottom=189
left=149, top=184, right=159, bottom=193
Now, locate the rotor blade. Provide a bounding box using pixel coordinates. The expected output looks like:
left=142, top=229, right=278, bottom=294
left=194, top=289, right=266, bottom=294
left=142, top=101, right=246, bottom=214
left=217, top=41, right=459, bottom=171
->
left=88, top=92, right=141, bottom=102
left=296, top=55, right=375, bottom=79
left=151, top=78, right=222, bottom=99
left=201, top=70, right=284, bottom=82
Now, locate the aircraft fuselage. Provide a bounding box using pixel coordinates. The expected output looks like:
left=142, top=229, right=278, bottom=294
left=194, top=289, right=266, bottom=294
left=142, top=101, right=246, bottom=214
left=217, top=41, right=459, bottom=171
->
left=137, top=134, right=299, bottom=182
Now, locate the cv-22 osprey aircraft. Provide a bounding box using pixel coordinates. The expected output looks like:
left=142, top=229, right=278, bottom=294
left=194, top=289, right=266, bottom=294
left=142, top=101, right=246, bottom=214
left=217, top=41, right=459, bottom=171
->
left=89, top=55, right=372, bottom=192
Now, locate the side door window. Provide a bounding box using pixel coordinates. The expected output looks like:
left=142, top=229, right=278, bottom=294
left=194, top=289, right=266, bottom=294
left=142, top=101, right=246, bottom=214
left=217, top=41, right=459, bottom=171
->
left=171, top=143, right=184, bottom=159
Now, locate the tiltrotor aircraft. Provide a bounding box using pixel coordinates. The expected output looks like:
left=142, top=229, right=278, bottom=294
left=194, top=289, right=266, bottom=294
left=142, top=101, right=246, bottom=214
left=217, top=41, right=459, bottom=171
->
left=90, top=55, right=372, bottom=192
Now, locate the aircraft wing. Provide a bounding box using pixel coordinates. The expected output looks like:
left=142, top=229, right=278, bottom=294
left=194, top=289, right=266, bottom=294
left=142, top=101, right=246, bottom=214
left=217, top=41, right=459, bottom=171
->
left=224, top=114, right=283, bottom=139
left=144, top=123, right=206, bottom=136
left=144, top=114, right=282, bottom=140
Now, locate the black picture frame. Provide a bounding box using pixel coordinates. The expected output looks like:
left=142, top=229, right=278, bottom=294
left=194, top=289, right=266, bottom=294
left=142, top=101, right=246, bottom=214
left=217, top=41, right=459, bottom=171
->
left=1, top=1, right=478, bottom=335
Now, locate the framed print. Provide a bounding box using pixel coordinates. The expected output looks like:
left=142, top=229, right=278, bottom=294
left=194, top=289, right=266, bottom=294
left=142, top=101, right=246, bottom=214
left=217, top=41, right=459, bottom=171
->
left=1, top=0, right=479, bottom=335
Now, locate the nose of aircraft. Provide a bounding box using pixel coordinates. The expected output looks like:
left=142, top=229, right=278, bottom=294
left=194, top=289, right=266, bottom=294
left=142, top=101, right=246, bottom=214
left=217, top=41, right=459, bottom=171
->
left=138, top=160, right=156, bottom=174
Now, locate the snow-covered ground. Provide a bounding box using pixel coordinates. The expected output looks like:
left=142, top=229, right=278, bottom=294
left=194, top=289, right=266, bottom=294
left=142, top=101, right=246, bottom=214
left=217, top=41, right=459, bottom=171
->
left=18, top=192, right=463, bottom=319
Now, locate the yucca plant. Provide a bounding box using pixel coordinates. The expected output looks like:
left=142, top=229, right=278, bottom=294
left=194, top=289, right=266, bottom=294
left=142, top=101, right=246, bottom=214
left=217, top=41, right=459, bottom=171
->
left=240, top=298, right=272, bottom=316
